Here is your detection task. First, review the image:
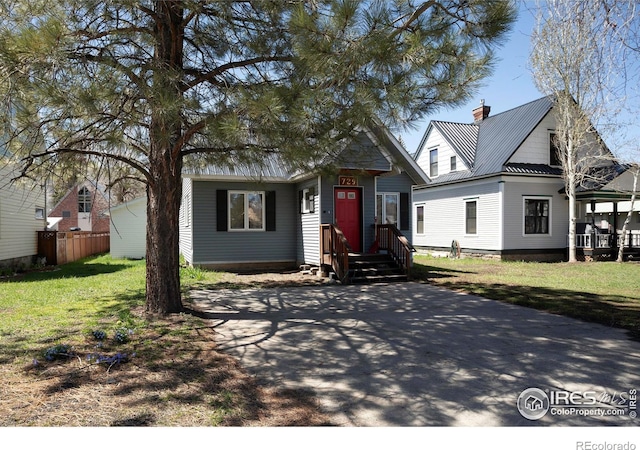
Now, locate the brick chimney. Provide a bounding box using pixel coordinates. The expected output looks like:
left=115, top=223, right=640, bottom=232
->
left=472, top=99, right=490, bottom=122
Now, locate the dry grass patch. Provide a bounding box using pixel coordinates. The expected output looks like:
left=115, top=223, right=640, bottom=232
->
left=1, top=309, right=332, bottom=427
left=0, top=256, right=333, bottom=427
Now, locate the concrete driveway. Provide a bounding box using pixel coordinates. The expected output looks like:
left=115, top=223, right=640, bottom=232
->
left=188, top=282, right=640, bottom=426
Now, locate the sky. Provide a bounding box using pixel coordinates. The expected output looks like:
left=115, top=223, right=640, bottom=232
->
left=400, top=1, right=542, bottom=154
left=400, top=1, right=640, bottom=161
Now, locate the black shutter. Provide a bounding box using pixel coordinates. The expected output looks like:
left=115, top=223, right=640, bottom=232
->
left=400, top=192, right=410, bottom=230
left=266, top=191, right=276, bottom=231
left=298, top=190, right=303, bottom=214
left=216, top=190, right=228, bottom=231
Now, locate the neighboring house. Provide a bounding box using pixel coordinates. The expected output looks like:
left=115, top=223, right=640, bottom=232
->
left=411, top=96, right=638, bottom=261
left=179, top=125, right=428, bottom=275
left=0, top=155, right=46, bottom=270
left=48, top=180, right=111, bottom=232
left=105, top=196, right=146, bottom=260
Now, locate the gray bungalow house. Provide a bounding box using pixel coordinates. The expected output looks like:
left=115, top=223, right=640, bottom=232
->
left=179, top=125, right=428, bottom=280
left=411, top=96, right=639, bottom=261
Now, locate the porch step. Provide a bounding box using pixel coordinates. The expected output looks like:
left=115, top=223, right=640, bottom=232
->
left=347, top=253, right=408, bottom=283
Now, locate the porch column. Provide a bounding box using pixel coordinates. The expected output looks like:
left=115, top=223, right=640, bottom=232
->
left=590, top=200, right=596, bottom=249
left=613, top=202, right=618, bottom=255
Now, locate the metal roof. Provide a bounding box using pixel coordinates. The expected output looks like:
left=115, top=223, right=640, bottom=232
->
left=503, top=163, right=563, bottom=176
left=431, top=121, right=478, bottom=168
left=182, top=124, right=429, bottom=185
left=422, top=95, right=556, bottom=186
left=183, top=152, right=293, bottom=180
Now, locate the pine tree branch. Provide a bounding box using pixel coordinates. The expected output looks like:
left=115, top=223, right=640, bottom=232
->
left=25, top=147, right=151, bottom=182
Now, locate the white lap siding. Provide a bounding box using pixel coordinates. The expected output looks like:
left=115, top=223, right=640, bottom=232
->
left=501, top=177, right=568, bottom=250
left=296, top=177, right=320, bottom=266
left=0, top=166, right=45, bottom=267
left=413, top=178, right=501, bottom=251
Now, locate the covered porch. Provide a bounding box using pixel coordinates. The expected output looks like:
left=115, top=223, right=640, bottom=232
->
left=573, top=191, right=639, bottom=261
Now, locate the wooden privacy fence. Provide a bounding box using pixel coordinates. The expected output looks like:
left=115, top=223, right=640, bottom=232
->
left=38, top=231, right=110, bottom=265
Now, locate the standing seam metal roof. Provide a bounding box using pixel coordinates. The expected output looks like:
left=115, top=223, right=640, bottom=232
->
left=431, top=121, right=478, bottom=168
left=424, top=96, right=556, bottom=185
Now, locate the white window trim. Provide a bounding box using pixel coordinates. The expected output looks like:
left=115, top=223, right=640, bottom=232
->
left=301, top=187, right=315, bottom=214
left=549, top=131, right=561, bottom=167
left=228, top=190, right=265, bottom=232
left=522, top=196, right=553, bottom=237
left=465, top=199, right=478, bottom=236
left=429, top=148, right=439, bottom=178
left=376, top=192, right=400, bottom=226
left=415, top=203, right=426, bottom=235
left=181, top=192, right=191, bottom=228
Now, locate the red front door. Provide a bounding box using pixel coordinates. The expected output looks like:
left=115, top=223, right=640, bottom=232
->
left=335, top=187, right=362, bottom=252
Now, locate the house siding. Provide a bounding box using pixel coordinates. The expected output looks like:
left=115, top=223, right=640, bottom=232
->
left=0, top=166, right=45, bottom=268
left=179, top=178, right=193, bottom=263
left=109, top=197, right=146, bottom=259
left=415, top=127, right=467, bottom=178
left=337, top=131, right=392, bottom=172
left=508, top=112, right=556, bottom=165
left=502, top=177, right=568, bottom=251
left=190, top=180, right=297, bottom=268
left=412, top=178, right=502, bottom=251
left=296, top=177, right=320, bottom=266
left=376, top=172, right=414, bottom=236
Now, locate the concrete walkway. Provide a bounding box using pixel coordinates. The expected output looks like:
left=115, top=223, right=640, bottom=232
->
left=189, top=282, right=640, bottom=426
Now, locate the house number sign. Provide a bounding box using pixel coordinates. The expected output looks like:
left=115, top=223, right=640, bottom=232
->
left=339, top=176, right=358, bottom=186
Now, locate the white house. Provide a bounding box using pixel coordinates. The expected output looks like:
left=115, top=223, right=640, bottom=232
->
left=106, top=196, right=146, bottom=259
left=0, top=159, right=46, bottom=269
left=412, top=96, right=638, bottom=261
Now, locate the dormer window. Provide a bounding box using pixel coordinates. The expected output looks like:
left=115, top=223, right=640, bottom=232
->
left=450, top=156, right=457, bottom=172
left=429, top=149, right=438, bottom=178
left=549, top=132, right=561, bottom=167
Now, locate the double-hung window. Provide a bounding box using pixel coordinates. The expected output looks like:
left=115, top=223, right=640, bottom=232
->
left=549, top=132, right=562, bottom=167
left=429, top=149, right=438, bottom=178
left=524, top=197, right=551, bottom=235
left=301, top=187, right=315, bottom=214
left=229, top=191, right=264, bottom=231
left=465, top=200, right=477, bottom=235
left=376, top=193, right=399, bottom=226
left=415, top=204, right=425, bottom=235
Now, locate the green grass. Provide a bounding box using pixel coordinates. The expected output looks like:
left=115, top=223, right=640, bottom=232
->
left=413, top=255, right=640, bottom=336
left=0, top=254, right=224, bottom=362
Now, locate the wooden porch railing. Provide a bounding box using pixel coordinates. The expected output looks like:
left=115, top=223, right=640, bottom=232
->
left=375, top=224, right=415, bottom=279
left=320, top=224, right=351, bottom=282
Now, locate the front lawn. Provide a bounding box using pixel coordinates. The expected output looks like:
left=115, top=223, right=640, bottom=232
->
left=413, top=255, right=640, bottom=337
left=0, top=255, right=329, bottom=426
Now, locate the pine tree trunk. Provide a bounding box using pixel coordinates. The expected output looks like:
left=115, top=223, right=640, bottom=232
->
left=145, top=0, right=184, bottom=315
left=145, top=165, right=183, bottom=315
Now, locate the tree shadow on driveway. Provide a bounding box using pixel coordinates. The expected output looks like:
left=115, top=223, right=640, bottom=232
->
left=186, top=282, right=640, bottom=426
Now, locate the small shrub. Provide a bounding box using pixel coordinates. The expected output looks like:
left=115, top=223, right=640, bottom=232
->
left=92, top=330, right=107, bottom=341
left=113, top=328, right=132, bottom=344
left=43, top=344, right=73, bottom=361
